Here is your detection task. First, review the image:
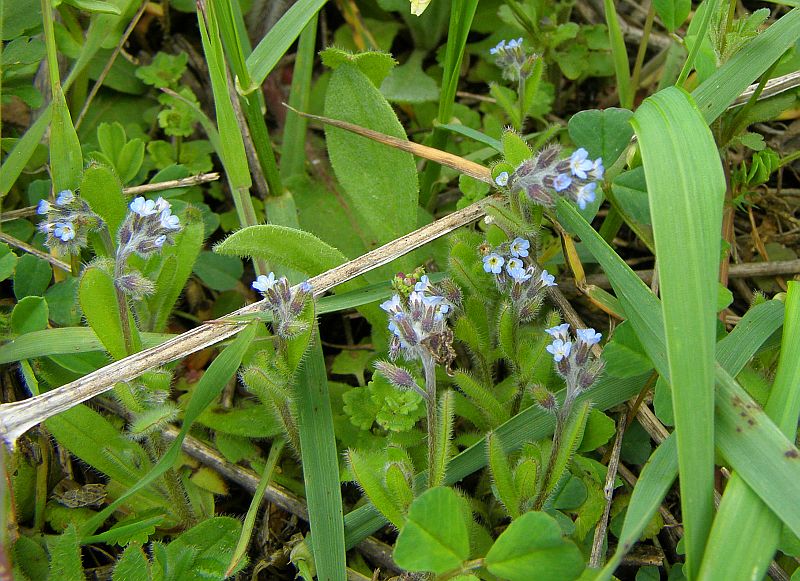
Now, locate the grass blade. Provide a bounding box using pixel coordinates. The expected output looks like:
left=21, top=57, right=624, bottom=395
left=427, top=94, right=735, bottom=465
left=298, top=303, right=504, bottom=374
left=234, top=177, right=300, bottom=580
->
left=631, top=87, right=725, bottom=576
left=602, top=0, right=633, bottom=108
left=296, top=338, right=347, bottom=580
left=700, top=282, right=800, bottom=579
left=245, top=0, right=327, bottom=89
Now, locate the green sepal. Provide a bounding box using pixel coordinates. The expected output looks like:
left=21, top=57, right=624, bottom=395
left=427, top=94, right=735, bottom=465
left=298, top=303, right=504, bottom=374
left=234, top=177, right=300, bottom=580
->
left=346, top=449, right=406, bottom=529
left=487, top=432, right=521, bottom=519
left=430, top=390, right=456, bottom=489
left=501, top=130, right=533, bottom=167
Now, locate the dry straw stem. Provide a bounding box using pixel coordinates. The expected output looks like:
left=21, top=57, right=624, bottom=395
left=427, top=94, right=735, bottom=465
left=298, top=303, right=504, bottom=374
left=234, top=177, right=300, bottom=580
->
left=0, top=189, right=496, bottom=447
left=0, top=231, right=71, bottom=272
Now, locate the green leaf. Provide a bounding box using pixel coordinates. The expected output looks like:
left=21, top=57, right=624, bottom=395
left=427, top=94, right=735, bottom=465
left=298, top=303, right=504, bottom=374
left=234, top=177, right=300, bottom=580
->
left=0, top=242, right=18, bottom=281
left=488, top=432, right=520, bottom=518
left=632, top=87, right=725, bottom=576
left=50, top=85, right=83, bottom=192
left=484, top=511, right=585, bottom=581
left=347, top=449, right=406, bottom=528
left=320, top=47, right=397, bottom=87
left=611, top=167, right=652, bottom=225
left=61, top=0, right=122, bottom=14
left=192, top=251, right=243, bottom=292
left=11, top=296, right=48, bottom=335
left=0, top=327, right=170, bottom=364
left=394, top=487, right=470, bottom=574
left=380, top=51, right=439, bottom=103
left=324, top=63, right=418, bottom=252
left=95, top=122, right=145, bottom=184
left=652, top=0, right=691, bottom=32
left=112, top=544, right=151, bottom=581
left=80, top=325, right=257, bottom=538
left=245, top=0, right=327, bottom=88
left=13, top=254, right=51, bottom=299
left=80, top=163, right=127, bottom=235
left=166, top=517, right=242, bottom=579
left=47, top=525, right=85, bottom=581
left=13, top=535, right=49, bottom=581
left=79, top=265, right=138, bottom=359
left=579, top=410, right=616, bottom=452
left=215, top=225, right=347, bottom=277
left=602, top=321, right=654, bottom=378
left=692, top=8, right=800, bottom=123
left=45, top=278, right=81, bottom=326
left=568, top=108, right=634, bottom=167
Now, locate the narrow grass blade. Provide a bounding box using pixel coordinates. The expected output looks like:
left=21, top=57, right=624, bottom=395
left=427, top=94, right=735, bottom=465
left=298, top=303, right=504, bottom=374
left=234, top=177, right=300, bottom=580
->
left=281, top=15, right=318, bottom=180
left=245, top=0, right=327, bottom=89
left=78, top=324, right=256, bottom=537
left=599, top=299, right=784, bottom=578
left=602, top=0, right=633, bottom=108
left=196, top=1, right=260, bottom=230
left=558, top=200, right=800, bottom=541
left=631, top=87, right=725, bottom=577
left=227, top=439, right=285, bottom=576
left=692, top=7, right=800, bottom=123
left=0, top=328, right=172, bottom=364
left=296, top=338, right=347, bottom=580
left=700, top=282, right=800, bottom=579
left=675, top=0, right=718, bottom=87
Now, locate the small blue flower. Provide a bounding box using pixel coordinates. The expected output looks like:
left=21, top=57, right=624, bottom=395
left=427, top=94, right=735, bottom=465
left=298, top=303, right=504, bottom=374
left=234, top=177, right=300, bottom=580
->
left=569, top=148, right=594, bottom=179
left=380, top=294, right=402, bottom=313
left=553, top=173, right=572, bottom=192
left=253, top=272, right=277, bottom=293
left=483, top=253, right=505, bottom=274
left=545, top=323, right=570, bottom=341
left=539, top=270, right=556, bottom=287
left=575, top=182, right=597, bottom=210
left=414, top=275, right=431, bottom=293
left=509, top=265, right=532, bottom=283
left=495, top=171, right=509, bottom=187
left=160, top=209, right=180, bottom=230
left=506, top=257, right=523, bottom=275
left=490, top=40, right=506, bottom=55
left=130, top=196, right=157, bottom=217
left=55, top=190, right=75, bottom=206
left=546, top=339, right=572, bottom=362
left=576, top=328, right=602, bottom=345
left=53, top=221, right=76, bottom=242
left=299, top=281, right=313, bottom=293
left=507, top=38, right=523, bottom=49
left=37, top=199, right=51, bottom=215
left=154, top=234, right=167, bottom=247
left=590, top=158, right=604, bottom=180
left=509, top=237, right=530, bottom=258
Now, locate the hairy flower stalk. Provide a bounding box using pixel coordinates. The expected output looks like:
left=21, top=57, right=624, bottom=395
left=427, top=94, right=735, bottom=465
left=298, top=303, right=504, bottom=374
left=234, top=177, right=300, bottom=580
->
left=376, top=274, right=457, bottom=488
left=490, top=39, right=541, bottom=128
left=532, top=324, right=604, bottom=509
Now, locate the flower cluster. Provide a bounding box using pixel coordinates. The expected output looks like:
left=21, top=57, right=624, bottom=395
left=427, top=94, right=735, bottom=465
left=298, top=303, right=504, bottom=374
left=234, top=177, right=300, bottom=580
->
left=498, top=145, right=604, bottom=210
left=112, top=196, right=183, bottom=298
left=37, top=189, right=103, bottom=255
left=252, top=273, right=314, bottom=338
left=537, top=323, right=604, bottom=411
left=490, top=38, right=538, bottom=82
left=481, top=237, right=556, bottom=321
left=380, top=276, right=456, bottom=367
left=117, top=197, right=182, bottom=261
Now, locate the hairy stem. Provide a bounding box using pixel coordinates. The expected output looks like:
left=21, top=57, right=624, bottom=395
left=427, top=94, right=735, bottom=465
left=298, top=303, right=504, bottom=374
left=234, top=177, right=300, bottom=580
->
left=422, top=354, right=438, bottom=490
